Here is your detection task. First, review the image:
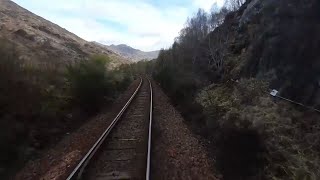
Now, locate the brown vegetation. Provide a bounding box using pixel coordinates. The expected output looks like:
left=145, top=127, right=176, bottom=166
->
left=0, top=0, right=129, bottom=68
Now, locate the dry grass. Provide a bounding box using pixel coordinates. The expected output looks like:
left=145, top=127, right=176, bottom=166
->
left=196, top=78, right=320, bottom=179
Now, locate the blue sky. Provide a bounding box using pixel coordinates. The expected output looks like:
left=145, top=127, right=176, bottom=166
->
left=12, top=0, right=224, bottom=51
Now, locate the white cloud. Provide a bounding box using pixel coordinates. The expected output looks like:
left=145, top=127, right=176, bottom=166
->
left=13, top=0, right=224, bottom=51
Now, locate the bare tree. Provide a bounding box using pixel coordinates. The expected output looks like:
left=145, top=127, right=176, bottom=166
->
left=203, top=28, right=229, bottom=79
left=224, top=0, right=246, bottom=11
left=177, top=9, right=210, bottom=64
left=209, top=7, right=229, bottom=30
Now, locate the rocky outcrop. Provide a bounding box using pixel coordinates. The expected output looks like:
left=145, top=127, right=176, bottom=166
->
left=200, top=0, right=320, bottom=107
left=240, top=0, right=320, bottom=106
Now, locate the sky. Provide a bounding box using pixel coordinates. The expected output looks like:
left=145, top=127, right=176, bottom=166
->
left=12, top=0, right=224, bottom=51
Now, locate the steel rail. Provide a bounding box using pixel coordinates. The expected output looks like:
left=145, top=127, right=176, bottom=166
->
left=67, top=78, right=143, bottom=180
left=146, top=78, right=153, bottom=180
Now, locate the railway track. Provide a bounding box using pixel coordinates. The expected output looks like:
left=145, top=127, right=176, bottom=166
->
left=67, top=78, right=153, bottom=180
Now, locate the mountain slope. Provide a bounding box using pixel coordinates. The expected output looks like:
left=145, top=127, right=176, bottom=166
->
left=0, top=0, right=129, bottom=68
left=105, top=44, right=159, bottom=62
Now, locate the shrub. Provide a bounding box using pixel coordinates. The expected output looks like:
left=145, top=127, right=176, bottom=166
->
left=216, top=127, right=266, bottom=180
left=66, top=55, right=113, bottom=113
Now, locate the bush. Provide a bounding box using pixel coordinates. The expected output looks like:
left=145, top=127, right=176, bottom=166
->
left=66, top=55, right=113, bottom=113
left=154, top=65, right=201, bottom=103
left=216, top=127, right=266, bottom=180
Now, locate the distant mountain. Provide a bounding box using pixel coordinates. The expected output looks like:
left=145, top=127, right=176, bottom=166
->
left=105, top=44, right=159, bottom=62
left=0, top=0, right=129, bottom=68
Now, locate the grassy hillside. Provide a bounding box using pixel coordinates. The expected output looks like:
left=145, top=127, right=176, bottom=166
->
left=0, top=0, right=129, bottom=69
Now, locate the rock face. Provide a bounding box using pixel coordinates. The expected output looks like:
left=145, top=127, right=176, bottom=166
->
left=0, top=0, right=129, bottom=67
left=239, top=0, right=320, bottom=106
left=105, top=44, right=159, bottom=62
left=198, top=0, right=320, bottom=107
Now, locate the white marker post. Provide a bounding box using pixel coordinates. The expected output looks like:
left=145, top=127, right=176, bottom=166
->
left=270, top=89, right=278, bottom=97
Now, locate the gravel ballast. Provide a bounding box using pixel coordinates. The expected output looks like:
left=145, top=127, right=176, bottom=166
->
left=151, top=81, right=218, bottom=180
left=15, top=78, right=218, bottom=179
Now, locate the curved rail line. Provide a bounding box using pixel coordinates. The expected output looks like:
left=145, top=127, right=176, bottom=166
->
left=67, top=78, right=153, bottom=180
